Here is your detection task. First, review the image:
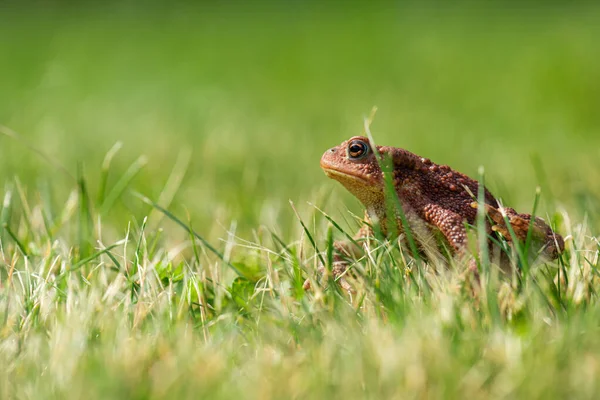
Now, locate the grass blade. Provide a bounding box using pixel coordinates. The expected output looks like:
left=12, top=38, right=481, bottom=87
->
left=134, top=192, right=243, bottom=277
left=289, top=200, right=326, bottom=267
left=100, top=155, right=147, bottom=215
left=77, top=163, right=94, bottom=260
left=97, top=141, right=123, bottom=205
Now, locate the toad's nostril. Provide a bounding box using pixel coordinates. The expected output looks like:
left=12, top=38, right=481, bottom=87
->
left=329, top=148, right=335, bottom=153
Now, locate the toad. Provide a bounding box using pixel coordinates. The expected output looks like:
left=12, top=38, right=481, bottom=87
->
left=304, top=136, right=564, bottom=290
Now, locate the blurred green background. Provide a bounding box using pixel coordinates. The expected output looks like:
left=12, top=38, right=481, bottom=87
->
left=1, top=2, right=599, bottom=237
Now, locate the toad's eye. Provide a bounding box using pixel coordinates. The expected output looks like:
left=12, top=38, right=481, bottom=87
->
left=347, top=140, right=369, bottom=160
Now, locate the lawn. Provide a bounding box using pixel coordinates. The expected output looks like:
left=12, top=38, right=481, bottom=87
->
left=1, top=2, right=600, bottom=399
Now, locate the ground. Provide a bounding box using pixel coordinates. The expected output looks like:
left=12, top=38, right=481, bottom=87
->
left=0, top=3, right=599, bottom=399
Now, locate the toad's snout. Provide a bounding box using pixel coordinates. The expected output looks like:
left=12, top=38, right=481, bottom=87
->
left=320, top=148, right=338, bottom=170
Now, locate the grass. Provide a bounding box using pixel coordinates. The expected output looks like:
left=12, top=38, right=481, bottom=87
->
left=1, top=2, right=600, bottom=398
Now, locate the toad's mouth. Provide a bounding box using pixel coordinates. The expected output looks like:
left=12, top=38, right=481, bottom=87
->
left=320, top=163, right=371, bottom=183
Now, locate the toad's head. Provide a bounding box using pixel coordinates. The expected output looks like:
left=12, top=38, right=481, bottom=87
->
left=320, top=136, right=386, bottom=207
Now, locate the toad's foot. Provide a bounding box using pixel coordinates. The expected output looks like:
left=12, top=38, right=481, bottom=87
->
left=471, top=202, right=564, bottom=260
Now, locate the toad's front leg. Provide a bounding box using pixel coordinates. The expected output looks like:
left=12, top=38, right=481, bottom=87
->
left=422, top=204, right=470, bottom=252
left=303, top=219, right=373, bottom=292
left=420, top=203, right=486, bottom=278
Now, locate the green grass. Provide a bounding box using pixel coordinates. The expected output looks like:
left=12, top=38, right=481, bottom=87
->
left=1, top=3, right=600, bottom=398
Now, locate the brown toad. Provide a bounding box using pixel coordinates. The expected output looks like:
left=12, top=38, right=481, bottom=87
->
left=304, top=136, right=564, bottom=290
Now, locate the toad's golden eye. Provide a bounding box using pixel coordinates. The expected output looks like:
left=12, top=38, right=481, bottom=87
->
left=348, top=140, right=369, bottom=160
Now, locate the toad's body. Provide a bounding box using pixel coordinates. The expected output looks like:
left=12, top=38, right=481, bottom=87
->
left=306, top=136, right=564, bottom=289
